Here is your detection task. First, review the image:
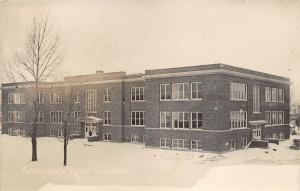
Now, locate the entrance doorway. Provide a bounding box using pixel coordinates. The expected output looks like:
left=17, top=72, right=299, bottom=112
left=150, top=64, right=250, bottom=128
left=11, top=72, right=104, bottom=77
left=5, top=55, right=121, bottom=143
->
left=85, top=122, right=97, bottom=137
left=252, top=125, right=261, bottom=140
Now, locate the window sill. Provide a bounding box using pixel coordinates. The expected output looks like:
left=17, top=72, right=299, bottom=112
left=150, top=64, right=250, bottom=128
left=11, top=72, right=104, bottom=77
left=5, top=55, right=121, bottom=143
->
left=172, top=128, right=191, bottom=130
left=253, top=112, right=261, bottom=114
left=191, top=148, right=203, bottom=151
left=103, top=101, right=111, bottom=103
left=230, top=99, right=247, bottom=101
left=131, top=125, right=145, bottom=127
left=191, top=98, right=203, bottom=101
left=160, top=146, right=170, bottom=149
left=230, top=127, right=248, bottom=130
left=131, top=100, right=146, bottom=102
left=172, top=99, right=190, bottom=101
left=171, top=147, right=189, bottom=150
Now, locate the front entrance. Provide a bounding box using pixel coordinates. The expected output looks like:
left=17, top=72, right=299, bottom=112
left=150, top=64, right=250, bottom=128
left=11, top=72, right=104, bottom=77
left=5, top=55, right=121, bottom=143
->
left=85, top=122, right=97, bottom=137
left=252, top=125, right=261, bottom=140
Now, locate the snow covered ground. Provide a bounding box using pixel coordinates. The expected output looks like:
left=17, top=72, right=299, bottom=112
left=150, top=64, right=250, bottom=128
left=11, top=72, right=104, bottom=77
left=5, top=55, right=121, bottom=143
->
left=0, top=134, right=299, bottom=191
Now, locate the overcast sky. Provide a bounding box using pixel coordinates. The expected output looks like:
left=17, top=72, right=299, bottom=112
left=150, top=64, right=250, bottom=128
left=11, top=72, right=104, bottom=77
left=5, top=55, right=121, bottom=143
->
left=0, top=0, right=299, bottom=103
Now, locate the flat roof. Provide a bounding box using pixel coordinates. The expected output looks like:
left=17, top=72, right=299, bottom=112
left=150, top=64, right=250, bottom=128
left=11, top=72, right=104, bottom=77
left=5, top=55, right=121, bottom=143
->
left=145, top=63, right=289, bottom=82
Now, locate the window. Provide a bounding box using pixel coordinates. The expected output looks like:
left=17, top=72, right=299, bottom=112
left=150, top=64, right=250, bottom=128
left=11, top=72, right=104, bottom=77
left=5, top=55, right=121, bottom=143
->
left=191, top=82, right=202, bottom=100
left=37, top=111, right=44, bottom=123
left=191, top=140, right=203, bottom=150
left=131, top=87, right=144, bottom=101
left=160, top=84, right=171, bottom=100
left=160, top=138, right=171, bottom=148
left=50, top=92, right=63, bottom=104
left=265, top=111, right=271, bottom=125
left=50, top=111, right=63, bottom=123
left=131, top=111, right=145, bottom=126
left=267, top=111, right=284, bottom=125
left=278, top=111, right=284, bottom=124
left=172, top=83, right=189, bottom=100
left=103, top=133, right=111, bottom=141
left=271, top=111, right=278, bottom=125
left=279, top=132, right=284, bottom=139
left=265, top=87, right=272, bottom=102
left=58, top=130, right=63, bottom=137
left=230, top=82, right=247, bottom=101
left=253, top=86, right=260, bottom=113
left=103, top=88, right=111, bottom=102
left=8, top=111, right=25, bottom=123
left=73, top=111, right=80, bottom=124
left=8, top=92, right=25, bottom=104
left=160, top=112, right=171, bottom=128
left=191, top=112, right=202, bottom=129
left=271, top=88, right=278, bottom=102
left=172, top=139, right=188, bottom=149
left=37, top=92, right=44, bottom=104
left=72, top=91, right=80, bottom=103
left=86, top=89, right=97, bottom=113
left=230, top=111, right=247, bottom=129
left=50, top=130, right=56, bottom=136
left=103, top=111, right=111, bottom=125
left=230, top=139, right=236, bottom=150
left=241, top=137, right=247, bottom=148
left=278, top=89, right=284, bottom=102
left=8, top=93, right=13, bottom=104
left=131, top=134, right=139, bottom=143
left=172, top=112, right=189, bottom=129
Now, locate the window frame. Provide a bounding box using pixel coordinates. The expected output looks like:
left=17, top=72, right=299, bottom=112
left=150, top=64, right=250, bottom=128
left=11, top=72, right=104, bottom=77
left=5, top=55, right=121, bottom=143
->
left=50, top=91, right=63, bottom=104
left=191, top=82, right=203, bottom=100
left=172, top=83, right=189, bottom=100
left=172, top=139, right=188, bottom=149
left=131, top=87, right=145, bottom=102
left=131, top=111, right=145, bottom=126
left=103, top=133, right=111, bottom=141
left=230, top=111, right=247, bottom=129
left=191, top=140, right=203, bottom=150
left=278, top=88, right=284, bottom=102
left=37, top=92, right=44, bottom=104
left=160, top=84, right=172, bottom=101
left=172, top=112, right=190, bottom=129
left=86, top=89, right=97, bottom=113
left=103, top=88, right=111, bottom=102
left=37, top=111, right=44, bottom=123
left=160, top=138, right=171, bottom=148
left=253, top=85, right=260, bottom=113
left=103, top=111, right=111, bottom=125
left=131, top=134, right=139, bottom=143
left=230, top=82, right=247, bottom=101
left=241, top=137, right=248, bottom=148
left=160, top=112, right=172, bottom=128
left=191, top=112, right=203, bottom=129
left=50, top=111, right=63, bottom=123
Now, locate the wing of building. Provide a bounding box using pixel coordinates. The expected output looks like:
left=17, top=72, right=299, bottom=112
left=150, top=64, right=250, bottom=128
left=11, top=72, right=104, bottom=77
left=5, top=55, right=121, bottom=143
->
left=1, top=63, right=290, bottom=152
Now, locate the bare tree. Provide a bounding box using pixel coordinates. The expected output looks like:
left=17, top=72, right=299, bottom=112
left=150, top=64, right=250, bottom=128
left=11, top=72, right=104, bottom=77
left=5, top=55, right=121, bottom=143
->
left=8, top=13, right=61, bottom=161
left=62, top=87, right=81, bottom=166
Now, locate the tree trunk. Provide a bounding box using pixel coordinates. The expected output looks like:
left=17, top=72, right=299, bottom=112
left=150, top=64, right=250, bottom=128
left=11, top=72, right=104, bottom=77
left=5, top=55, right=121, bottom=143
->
left=32, top=89, right=38, bottom=161
left=31, top=134, right=37, bottom=161
left=64, top=139, right=67, bottom=166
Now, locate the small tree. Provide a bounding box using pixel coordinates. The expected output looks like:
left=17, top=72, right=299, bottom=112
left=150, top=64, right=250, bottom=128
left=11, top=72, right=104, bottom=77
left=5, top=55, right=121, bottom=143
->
left=7, top=13, right=61, bottom=161
left=62, top=87, right=81, bottom=166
